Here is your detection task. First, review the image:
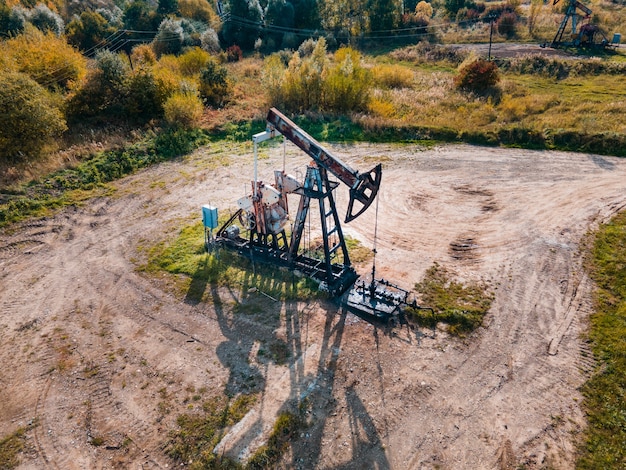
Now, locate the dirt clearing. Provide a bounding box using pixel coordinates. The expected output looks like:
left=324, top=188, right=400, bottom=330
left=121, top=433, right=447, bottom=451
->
left=2, top=142, right=626, bottom=469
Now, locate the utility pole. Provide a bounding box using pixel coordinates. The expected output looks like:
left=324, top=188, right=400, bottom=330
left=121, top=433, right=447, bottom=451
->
left=488, top=15, right=495, bottom=61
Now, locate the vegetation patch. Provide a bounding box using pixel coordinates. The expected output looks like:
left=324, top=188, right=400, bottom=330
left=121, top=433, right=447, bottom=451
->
left=578, top=211, right=626, bottom=468
left=141, top=221, right=322, bottom=302
left=0, top=127, right=209, bottom=226
left=406, top=263, right=493, bottom=336
left=0, top=425, right=32, bottom=470
left=166, top=394, right=257, bottom=469
left=247, top=411, right=305, bottom=469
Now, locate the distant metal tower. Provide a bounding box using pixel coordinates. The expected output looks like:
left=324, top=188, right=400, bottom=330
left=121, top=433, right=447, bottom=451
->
left=551, top=0, right=592, bottom=47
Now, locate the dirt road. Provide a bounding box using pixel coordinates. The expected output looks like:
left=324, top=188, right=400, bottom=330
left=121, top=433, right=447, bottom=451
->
left=2, top=142, right=625, bottom=469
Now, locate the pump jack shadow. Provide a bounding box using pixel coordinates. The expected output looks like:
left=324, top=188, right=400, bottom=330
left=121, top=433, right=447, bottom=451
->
left=183, top=256, right=401, bottom=467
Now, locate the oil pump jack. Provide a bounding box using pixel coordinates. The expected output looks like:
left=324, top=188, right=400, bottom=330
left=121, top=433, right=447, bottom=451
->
left=215, top=108, right=381, bottom=297
left=550, top=0, right=612, bottom=48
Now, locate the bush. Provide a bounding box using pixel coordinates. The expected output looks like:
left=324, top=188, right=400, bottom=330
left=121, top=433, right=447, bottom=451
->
left=497, top=12, right=517, bottom=38
left=372, top=64, right=414, bottom=89
left=454, top=58, right=500, bottom=95
left=297, top=38, right=317, bottom=57
left=65, top=10, right=116, bottom=52
left=322, top=47, right=371, bottom=113
left=28, top=3, right=64, bottom=36
left=226, top=44, right=243, bottom=62
left=2, top=28, right=87, bottom=91
left=179, top=0, right=219, bottom=23
left=125, top=68, right=166, bottom=120
left=154, top=127, right=209, bottom=158
left=164, top=92, right=203, bottom=128
left=0, top=70, right=66, bottom=160
left=0, top=5, right=27, bottom=37
left=130, top=43, right=157, bottom=67
left=198, top=60, right=230, bottom=107
left=153, top=17, right=184, bottom=56
left=177, top=47, right=211, bottom=76
left=200, top=27, right=220, bottom=53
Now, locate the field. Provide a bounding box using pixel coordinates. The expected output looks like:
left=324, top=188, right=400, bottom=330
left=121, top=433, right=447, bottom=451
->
left=2, top=138, right=626, bottom=469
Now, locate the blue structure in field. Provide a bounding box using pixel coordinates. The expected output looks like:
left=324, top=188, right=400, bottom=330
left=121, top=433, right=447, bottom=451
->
left=202, top=205, right=218, bottom=248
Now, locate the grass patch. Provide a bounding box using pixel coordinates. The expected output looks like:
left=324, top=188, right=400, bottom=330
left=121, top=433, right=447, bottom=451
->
left=406, top=263, right=493, bottom=336
left=0, top=424, right=33, bottom=469
left=0, top=127, right=209, bottom=227
left=142, top=221, right=322, bottom=302
left=166, top=394, right=257, bottom=469
left=247, top=411, right=305, bottom=469
left=344, top=236, right=374, bottom=264
left=577, top=211, right=626, bottom=468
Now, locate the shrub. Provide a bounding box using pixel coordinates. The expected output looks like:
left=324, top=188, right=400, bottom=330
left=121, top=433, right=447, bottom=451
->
left=226, top=44, right=243, bottom=62
left=154, top=127, right=209, bottom=158
left=164, top=92, right=203, bottom=128
left=198, top=60, right=230, bottom=107
left=153, top=17, right=184, bottom=56
left=179, top=17, right=203, bottom=48
left=0, top=70, right=66, bottom=160
left=322, top=47, right=371, bottom=113
left=28, top=3, right=64, bottom=36
left=157, top=0, right=179, bottom=15
left=372, top=64, right=414, bottom=89
left=125, top=68, right=166, bottom=120
left=454, top=58, right=500, bottom=95
left=415, top=0, right=433, bottom=19
left=65, top=10, right=116, bottom=52
left=131, top=43, right=157, bottom=67
left=123, top=0, right=159, bottom=32
left=2, top=28, right=87, bottom=91
left=297, top=38, right=317, bottom=57
left=96, top=6, right=123, bottom=27
left=497, top=12, right=517, bottom=38
left=177, top=47, right=211, bottom=76
left=0, top=5, right=27, bottom=37
left=200, top=27, right=220, bottom=53
left=179, top=0, right=219, bottom=23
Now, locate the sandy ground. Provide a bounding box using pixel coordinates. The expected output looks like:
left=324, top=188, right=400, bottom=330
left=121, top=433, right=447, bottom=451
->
left=2, top=141, right=626, bottom=469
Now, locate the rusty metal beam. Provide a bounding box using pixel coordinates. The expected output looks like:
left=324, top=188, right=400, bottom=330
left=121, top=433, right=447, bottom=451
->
left=266, top=108, right=381, bottom=222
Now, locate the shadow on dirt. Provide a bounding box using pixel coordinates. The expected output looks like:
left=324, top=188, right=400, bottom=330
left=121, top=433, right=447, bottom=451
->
left=183, top=256, right=430, bottom=466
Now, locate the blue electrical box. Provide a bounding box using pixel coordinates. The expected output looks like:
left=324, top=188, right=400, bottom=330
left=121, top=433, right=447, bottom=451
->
left=202, top=205, right=218, bottom=229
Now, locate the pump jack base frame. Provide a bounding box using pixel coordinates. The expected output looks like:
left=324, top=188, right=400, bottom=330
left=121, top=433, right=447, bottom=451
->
left=344, top=278, right=436, bottom=325
left=215, top=212, right=358, bottom=297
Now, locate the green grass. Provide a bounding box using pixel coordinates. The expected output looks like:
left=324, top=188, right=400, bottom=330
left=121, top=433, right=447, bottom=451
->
left=0, top=127, right=209, bottom=227
left=0, top=426, right=28, bottom=469
left=246, top=411, right=304, bottom=469
left=166, top=394, right=256, bottom=470
left=142, top=221, right=322, bottom=302
left=406, top=263, right=494, bottom=337
left=577, top=211, right=626, bottom=469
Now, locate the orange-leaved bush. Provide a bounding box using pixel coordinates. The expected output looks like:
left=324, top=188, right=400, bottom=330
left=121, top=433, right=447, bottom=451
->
left=454, top=58, right=500, bottom=95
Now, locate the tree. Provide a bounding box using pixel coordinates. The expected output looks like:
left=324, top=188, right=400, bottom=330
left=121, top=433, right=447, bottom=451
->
left=66, top=50, right=130, bottom=120
left=28, top=3, right=64, bottom=36
left=3, top=28, right=87, bottom=91
left=123, top=1, right=159, bottom=32
left=65, top=10, right=116, bottom=52
left=153, top=17, right=184, bottom=56
left=367, top=0, right=398, bottom=33
left=0, top=6, right=27, bottom=37
left=221, top=0, right=263, bottom=50
left=264, top=0, right=295, bottom=49
left=158, top=0, right=179, bottom=15
left=0, top=70, right=66, bottom=160
left=198, top=60, right=230, bottom=107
